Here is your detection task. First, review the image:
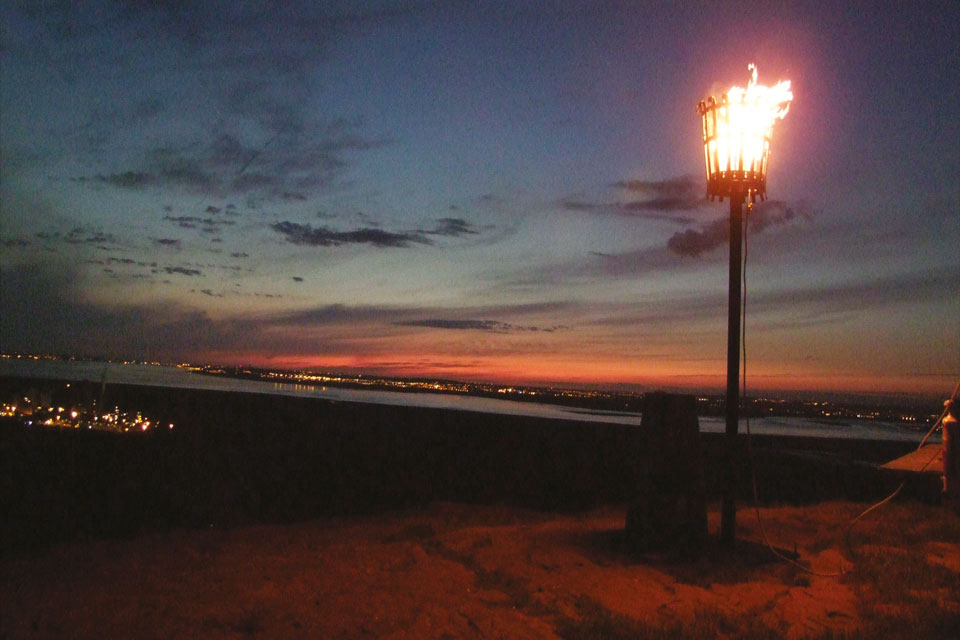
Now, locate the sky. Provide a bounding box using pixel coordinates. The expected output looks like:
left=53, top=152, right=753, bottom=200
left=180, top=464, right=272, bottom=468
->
left=1, top=0, right=957, bottom=397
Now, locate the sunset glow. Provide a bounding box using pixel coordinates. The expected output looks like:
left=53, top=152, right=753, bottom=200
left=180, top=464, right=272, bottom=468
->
left=1, top=2, right=957, bottom=398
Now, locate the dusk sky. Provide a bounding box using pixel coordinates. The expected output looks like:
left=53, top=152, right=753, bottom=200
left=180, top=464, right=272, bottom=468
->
left=1, top=1, right=957, bottom=396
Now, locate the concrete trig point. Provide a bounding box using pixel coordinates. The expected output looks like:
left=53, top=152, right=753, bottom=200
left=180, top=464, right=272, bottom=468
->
left=625, top=392, right=707, bottom=551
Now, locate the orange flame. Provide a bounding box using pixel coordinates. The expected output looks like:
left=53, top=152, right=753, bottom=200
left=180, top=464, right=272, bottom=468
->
left=711, top=64, right=793, bottom=176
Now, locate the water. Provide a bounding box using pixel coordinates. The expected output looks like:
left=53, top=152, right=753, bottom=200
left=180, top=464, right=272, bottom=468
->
left=0, top=358, right=932, bottom=442
left=0, top=358, right=642, bottom=425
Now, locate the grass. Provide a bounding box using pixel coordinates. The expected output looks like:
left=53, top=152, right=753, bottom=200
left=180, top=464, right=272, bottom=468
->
left=841, top=542, right=960, bottom=639
left=555, top=596, right=786, bottom=640
left=557, top=501, right=960, bottom=639
left=380, top=522, right=437, bottom=542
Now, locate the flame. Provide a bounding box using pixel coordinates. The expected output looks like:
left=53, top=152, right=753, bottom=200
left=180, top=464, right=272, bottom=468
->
left=709, top=64, right=793, bottom=177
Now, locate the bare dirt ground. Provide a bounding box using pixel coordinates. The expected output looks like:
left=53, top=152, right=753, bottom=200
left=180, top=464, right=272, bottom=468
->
left=3, top=501, right=958, bottom=639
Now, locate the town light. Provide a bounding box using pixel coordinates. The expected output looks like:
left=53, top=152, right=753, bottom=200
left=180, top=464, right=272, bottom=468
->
left=699, top=64, right=792, bottom=544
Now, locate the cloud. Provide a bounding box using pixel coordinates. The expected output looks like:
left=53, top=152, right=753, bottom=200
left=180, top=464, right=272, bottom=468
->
left=268, top=215, right=481, bottom=252
left=24, top=3, right=393, bottom=205
left=0, top=260, right=268, bottom=358
left=164, top=215, right=199, bottom=229
left=666, top=217, right=729, bottom=257
left=421, top=217, right=479, bottom=237
left=153, top=152, right=219, bottom=190
left=746, top=200, right=810, bottom=233
left=64, top=228, right=118, bottom=246
left=164, top=266, right=202, bottom=276
left=561, top=175, right=709, bottom=223
left=610, top=175, right=703, bottom=210
left=164, top=214, right=235, bottom=234
left=106, top=257, right=156, bottom=268
left=752, top=267, right=956, bottom=317
left=666, top=200, right=810, bottom=257
left=292, top=276, right=304, bottom=282
left=153, top=238, right=181, bottom=247
left=93, top=171, right=157, bottom=189
left=562, top=198, right=696, bottom=224
left=277, top=301, right=575, bottom=328
left=271, top=221, right=430, bottom=248
left=395, top=319, right=564, bottom=333
left=76, top=115, right=391, bottom=201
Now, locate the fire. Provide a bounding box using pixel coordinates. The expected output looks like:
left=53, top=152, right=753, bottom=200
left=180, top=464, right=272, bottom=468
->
left=700, top=64, right=793, bottom=195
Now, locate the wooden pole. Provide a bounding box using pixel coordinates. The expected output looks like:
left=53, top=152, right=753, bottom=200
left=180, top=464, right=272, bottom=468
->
left=721, top=193, right=743, bottom=545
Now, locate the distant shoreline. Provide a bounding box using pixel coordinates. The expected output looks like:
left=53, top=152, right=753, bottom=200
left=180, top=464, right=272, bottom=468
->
left=0, top=357, right=940, bottom=439
left=1, top=375, right=935, bottom=553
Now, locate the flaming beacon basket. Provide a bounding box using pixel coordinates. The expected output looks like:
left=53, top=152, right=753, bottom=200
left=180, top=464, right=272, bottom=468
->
left=697, top=65, right=792, bottom=204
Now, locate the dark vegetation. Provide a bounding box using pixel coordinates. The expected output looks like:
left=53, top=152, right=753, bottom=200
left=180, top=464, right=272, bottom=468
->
left=0, top=376, right=935, bottom=554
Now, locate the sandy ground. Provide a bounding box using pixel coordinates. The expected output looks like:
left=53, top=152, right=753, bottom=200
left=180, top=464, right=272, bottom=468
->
left=2, top=501, right=956, bottom=639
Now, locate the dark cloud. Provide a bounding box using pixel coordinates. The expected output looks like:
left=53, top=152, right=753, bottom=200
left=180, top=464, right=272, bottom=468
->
left=666, top=218, right=729, bottom=257
left=666, top=200, right=810, bottom=258
left=93, top=171, right=157, bottom=189
left=154, top=153, right=218, bottom=190
left=610, top=175, right=704, bottom=200
left=563, top=175, right=706, bottom=221
left=746, top=200, right=810, bottom=233
left=562, top=198, right=695, bottom=224
left=621, top=197, right=702, bottom=213
left=0, top=261, right=263, bottom=359
left=611, top=175, right=701, bottom=205
left=164, top=266, right=202, bottom=276
left=202, top=217, right=234, bottom=227
left=1, top=261, right=580, bottom=362
left=753, top=267, right=956, bottom=317
left=268, top=216, right=480, bottom=251
left=164, top=215, right=199, bottom=229
left=422, top=217, right=478, bottom=237
left=153, top=238, right=181, bottom=247
left=395, top=319, right=564, bottom=333
left=106, top=257, right=156, bottom=268
left=32, top=228, right=119, bottom=247
left=100, top=116, right=389, bottom=200
left=230, top=172, right=277, bottom=192
left=271, top=221, right=430, bottom=248
left=279, top=301, right=574, bottom=328
left=205, top=205, right=221, bottom=214
left=397, top=319, right=508, bottom=331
